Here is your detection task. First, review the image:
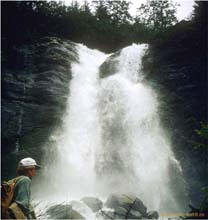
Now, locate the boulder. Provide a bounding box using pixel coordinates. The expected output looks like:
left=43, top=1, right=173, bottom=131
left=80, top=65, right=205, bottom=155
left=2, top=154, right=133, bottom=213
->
left=127, top=209, right=143, bottom=219
left=81, top=197, right=103, bottom=212
left=47, top=204, right=85, bottom=219
left=147, top=211, right=159, bottom=219
left=105, top=194, right=148, bottom=219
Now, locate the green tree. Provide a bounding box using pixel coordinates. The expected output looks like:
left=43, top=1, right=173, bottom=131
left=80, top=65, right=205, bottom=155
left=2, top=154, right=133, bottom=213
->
left=106, top=0, right=132, bottom=25
left=136, top=0, right=178, bottom=32
left=192, top=122, right=208, bottom=149
left=93, top=0, right=132, bottom=25
left=80, top=0, right=92, bottom=15
left=93, top=0, right=111, bottom=23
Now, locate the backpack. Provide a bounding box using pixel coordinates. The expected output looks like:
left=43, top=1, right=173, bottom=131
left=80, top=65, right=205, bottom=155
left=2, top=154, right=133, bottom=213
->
left=1, top=176, right=22, bottom=219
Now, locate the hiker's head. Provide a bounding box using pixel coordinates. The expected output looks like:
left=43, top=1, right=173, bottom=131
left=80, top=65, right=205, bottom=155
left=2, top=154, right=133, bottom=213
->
left=17, top=157, right=41, bottom=178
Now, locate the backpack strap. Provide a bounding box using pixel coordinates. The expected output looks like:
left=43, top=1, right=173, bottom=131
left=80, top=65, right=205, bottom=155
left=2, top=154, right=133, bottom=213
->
left=14, top=175, right=26, bottom=182
left=10, top=176, right=27, bottom=200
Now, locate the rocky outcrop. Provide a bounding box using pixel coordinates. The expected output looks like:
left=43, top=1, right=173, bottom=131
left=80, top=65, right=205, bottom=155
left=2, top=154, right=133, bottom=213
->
left=2, top=37, right=78, bottom=179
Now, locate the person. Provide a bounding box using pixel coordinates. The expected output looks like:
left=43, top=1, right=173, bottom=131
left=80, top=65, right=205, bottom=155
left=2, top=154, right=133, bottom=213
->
left=8, top=157, right=41, bottom=219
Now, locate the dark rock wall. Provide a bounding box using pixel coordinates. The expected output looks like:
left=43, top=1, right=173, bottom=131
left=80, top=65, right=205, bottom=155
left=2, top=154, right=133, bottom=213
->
left=142, top=20, right=207, bottom=206
left=2, top=37, right=78, bottom=179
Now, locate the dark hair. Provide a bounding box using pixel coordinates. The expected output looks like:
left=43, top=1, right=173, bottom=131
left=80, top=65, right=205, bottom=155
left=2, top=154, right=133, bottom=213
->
left=17, top=166, right=28, bottom=176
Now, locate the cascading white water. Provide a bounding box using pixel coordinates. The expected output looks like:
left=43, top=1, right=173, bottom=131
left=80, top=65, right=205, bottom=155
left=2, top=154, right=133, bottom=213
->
left=96, top=44, right=184, bottom=212
left=36, top=43, right=187, bottom=213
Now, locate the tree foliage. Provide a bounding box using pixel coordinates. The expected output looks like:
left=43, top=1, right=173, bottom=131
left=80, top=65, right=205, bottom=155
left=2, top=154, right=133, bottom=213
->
left=192, top=122, right=208, bottom=149
left=136, top=0, right=178, bottom=32
left=2, top=0, right=198, bottom=52
left=2, top=0, right=137, bottom=52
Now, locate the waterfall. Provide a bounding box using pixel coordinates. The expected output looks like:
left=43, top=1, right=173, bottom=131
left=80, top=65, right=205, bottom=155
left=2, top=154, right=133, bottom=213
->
left=36, top=43, right=187, bottom=213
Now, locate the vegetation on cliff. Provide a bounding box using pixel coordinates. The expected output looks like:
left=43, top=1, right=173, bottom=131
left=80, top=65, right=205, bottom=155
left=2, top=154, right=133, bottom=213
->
left=2, top=0, right=182, bottom=53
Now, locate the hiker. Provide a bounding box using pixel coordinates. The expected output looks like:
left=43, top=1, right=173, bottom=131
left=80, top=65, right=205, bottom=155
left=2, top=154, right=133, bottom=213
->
left=7, top=157, right=41, bottom=219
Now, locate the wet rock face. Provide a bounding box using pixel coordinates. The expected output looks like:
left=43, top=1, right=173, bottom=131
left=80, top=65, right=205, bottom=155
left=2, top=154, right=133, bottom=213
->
left=105, top=194, right=147, bottom=215
left=99, top=194, right=158, bottom=219
left=147, top=210, right=159, bottom=219
left=99, top=50, right=121, bottom=78
left=47, top=204, right=85, bottom=219
left=2, top=37, right=78, bottom=179
left=81, top=197, right=103, bottom=212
